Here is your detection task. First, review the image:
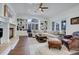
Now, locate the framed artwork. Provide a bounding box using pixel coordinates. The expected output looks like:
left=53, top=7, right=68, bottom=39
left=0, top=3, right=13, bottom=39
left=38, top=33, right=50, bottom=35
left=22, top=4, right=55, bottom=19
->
left=40, top=21, right=47, bottom=30
left=45, top=21, right=48, bottom=30
left=40, top=22, right=44, bottom=30
left=17, top=18, right=27, bottom=31
left=71, top=17, right=79, bottom=24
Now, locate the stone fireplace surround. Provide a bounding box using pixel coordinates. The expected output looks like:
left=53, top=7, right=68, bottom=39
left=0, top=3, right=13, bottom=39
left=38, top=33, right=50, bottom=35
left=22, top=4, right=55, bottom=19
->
left=0, top=16, right=19, bottom=55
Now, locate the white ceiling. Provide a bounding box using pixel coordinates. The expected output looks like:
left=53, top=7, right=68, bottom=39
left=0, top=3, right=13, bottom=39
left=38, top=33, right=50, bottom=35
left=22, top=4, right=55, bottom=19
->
left=10, top=3, right=79, bottom=17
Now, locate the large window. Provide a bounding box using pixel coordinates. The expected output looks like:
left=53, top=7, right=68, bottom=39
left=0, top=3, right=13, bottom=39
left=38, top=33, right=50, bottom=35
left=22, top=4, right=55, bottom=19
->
left=61, top=20, right=66, bottom=34
left=32, top=24, right=38, bottom=30
left=28, top=18, right=39, bottom=30
left=52, top=22, right=55, bottom=31
left=61, top=20, right=66, bottom=30
left=56, top=23, right=59, bottom=31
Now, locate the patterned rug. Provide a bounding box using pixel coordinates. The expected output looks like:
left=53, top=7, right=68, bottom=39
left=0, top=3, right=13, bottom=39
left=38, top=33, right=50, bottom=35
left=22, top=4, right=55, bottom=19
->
left=28, top=37, right=79, bottom=55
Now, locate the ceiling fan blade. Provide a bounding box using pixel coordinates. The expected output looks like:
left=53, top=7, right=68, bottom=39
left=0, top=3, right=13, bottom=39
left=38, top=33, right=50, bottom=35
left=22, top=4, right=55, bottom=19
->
left=41, top=7, right=48, bottom=9
left=39, top=3, right=43, bottom=8
left=41, top=9, right=44, bottom=12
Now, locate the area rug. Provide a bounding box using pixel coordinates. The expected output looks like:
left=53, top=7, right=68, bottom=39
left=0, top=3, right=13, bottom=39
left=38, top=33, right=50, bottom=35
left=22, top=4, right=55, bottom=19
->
left=28, top=37, right=79, bottom=55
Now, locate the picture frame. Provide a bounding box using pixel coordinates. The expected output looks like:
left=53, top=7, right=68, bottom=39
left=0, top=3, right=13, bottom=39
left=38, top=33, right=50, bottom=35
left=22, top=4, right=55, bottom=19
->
left=71, top=17, right=79, bottom=24
left=40, top=21, right=48, bottom=31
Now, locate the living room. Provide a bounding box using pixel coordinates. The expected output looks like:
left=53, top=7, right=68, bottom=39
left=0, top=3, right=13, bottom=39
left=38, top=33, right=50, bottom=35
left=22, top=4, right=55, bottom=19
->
left=11, top=3, right=79, bottom=55
left=0, top=3, right=79, bottom=55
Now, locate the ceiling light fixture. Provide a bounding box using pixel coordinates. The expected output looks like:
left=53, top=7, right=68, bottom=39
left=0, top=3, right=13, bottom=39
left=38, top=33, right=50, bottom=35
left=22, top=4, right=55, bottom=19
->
left=38, top=3, right=48, bottom=12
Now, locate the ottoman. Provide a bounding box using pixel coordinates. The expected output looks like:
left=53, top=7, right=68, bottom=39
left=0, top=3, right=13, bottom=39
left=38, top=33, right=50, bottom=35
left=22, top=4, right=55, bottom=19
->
left=48, top=38, right=62, bottom=50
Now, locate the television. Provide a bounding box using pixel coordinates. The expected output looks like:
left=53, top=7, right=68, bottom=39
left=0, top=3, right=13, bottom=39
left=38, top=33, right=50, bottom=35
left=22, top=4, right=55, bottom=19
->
left=0, top=28, right=3, bottom=38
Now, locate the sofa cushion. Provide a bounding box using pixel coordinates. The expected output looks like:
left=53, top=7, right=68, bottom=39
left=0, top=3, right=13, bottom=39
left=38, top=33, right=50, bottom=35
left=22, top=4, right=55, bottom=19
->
left=64, top=35, right=72, bottom=39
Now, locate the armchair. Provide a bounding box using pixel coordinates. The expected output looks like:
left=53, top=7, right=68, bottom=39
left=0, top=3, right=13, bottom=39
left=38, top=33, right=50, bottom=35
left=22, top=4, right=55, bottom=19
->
left=63, top=31, right=79, bottom=51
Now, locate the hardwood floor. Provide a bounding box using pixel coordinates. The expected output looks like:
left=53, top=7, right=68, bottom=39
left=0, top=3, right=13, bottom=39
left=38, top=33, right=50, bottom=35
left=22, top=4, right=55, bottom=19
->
left=8, top=36, right=29, bottom=55
left=71, top=52, right=79, bottom=55
left=8, top=36, right=79, bottom=55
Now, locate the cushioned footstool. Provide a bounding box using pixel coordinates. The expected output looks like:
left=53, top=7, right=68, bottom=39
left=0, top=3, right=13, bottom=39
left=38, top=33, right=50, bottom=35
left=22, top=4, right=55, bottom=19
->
left=48, top=38, right=62, bottom=50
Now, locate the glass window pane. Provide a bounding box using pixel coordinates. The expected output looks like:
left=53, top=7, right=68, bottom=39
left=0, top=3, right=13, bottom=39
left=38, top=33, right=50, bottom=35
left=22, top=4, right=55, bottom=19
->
left=52, top=22, right=55, bottom=31
left=36, top=24, right=38, bottom=30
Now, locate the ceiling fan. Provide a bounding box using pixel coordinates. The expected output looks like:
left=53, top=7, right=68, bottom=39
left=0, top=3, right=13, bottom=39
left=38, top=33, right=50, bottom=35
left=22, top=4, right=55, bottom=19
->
left=39, top=3, right=48, bottom=12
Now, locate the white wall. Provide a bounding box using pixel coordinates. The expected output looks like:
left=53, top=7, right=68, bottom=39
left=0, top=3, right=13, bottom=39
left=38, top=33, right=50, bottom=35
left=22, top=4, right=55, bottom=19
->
left=0, top=17, right=9, bottom=44
left=0, top=3, right=17, bottom=44
left=0, top=17, right=18, bottom=44
left=0, top=4, right=2, bottom=16
left=17, top=5, right=79, bottom=35
left=17, top=31, right=28, bottom=36
left=17, top=14, right=50, bottom=32
left=50, top=5, right=79, bottom=35
left=0, top=4, right=4, bottom=16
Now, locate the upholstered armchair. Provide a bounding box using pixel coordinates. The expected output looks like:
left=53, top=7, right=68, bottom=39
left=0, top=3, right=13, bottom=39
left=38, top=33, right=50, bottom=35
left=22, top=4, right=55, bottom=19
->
left=72, top=31, right=79, bottom=39
left=69, top=31, right=79, bottom=50
left=68, top=38, right=79, bottom=50
left=63, top=31, right=79, bottom=50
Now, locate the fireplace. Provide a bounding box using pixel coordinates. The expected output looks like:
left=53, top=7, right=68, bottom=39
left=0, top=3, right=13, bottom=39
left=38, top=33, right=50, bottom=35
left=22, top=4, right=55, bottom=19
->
left=0, top=28, right=3, bottom=38
left=9, top=28, right=14, bottom=39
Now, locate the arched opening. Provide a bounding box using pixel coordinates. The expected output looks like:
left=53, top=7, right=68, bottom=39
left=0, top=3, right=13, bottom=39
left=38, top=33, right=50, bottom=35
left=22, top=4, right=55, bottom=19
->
left=27, top=18, right=39, bottom=37
left=27, top=18, right=39, bottom=31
